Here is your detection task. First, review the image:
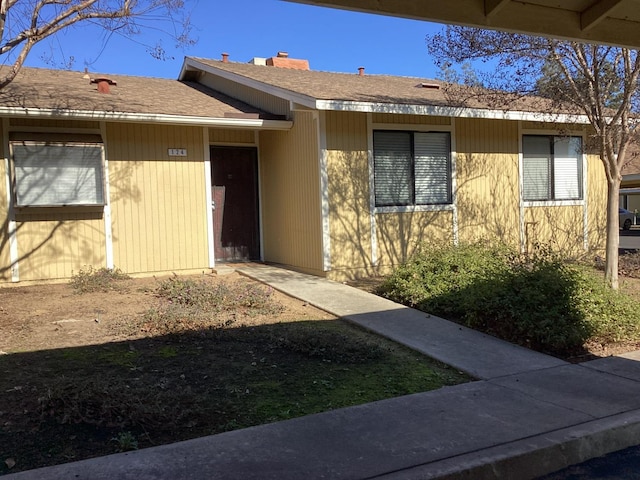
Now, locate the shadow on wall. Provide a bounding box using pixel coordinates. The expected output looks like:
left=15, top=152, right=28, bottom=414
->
left=327, top=149, right=375, bottom=278
left=0, top=149, right=143, bottom=281
left=327, top=149, right=453, bottom=279
left=456, top=151, right=520, bottom=246
left=327, top=142, right=605, bottom=280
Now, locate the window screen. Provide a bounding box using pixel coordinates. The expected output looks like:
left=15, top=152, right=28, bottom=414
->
left=13, top=142, right=104, bottom=207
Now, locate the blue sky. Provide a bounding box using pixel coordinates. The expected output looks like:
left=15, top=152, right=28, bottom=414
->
left=22, top=0, right=445, bottom=80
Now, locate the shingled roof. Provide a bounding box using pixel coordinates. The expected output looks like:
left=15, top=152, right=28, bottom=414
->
left=185, top=56, right=585, bottom=121
left=0, top=66, right=284, bottom=123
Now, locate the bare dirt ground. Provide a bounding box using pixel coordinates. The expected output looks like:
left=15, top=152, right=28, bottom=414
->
left=0, top=271, right=469, bottom=475
left=0, top=272, right=332, bottom=355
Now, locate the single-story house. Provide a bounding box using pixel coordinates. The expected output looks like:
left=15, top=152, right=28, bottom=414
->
left=0, top=52, right=606, bottom=284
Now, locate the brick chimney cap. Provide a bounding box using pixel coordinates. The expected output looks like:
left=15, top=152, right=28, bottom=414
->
left=277, top=51, right=289, bottom=58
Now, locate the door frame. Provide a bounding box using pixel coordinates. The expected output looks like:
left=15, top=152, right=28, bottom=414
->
left=207, top=139, right=263, bottom=265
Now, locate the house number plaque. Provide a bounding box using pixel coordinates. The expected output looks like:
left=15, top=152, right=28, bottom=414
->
left=168, top=148, right=187, bottom=157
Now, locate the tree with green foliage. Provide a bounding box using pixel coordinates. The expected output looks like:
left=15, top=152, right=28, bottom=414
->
left=0, top=0, right=193, bottom=89
left=427, top=26, right=640, bottom=289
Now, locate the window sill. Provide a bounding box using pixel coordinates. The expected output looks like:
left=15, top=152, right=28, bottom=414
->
left=375, top=204, right=454, bottom=214
left=523, top=200, right=584, bottom=208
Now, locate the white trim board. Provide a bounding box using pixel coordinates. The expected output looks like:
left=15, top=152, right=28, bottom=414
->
left=100, top=121, right=114, bottom=269
left=0, top=107, right=293, bottom=130
left=203, top=128, right=215, bottom=268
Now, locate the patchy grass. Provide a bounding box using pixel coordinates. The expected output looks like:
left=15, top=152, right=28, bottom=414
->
left=0, top=274, right=470, bottom=475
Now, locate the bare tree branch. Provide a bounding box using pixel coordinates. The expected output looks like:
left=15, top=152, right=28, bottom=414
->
left=0, top=0, right=192, bottom=88
left=427, top=26, right=640, bottom=289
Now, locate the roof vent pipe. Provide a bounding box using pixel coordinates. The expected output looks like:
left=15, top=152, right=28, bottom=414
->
left=358, top=67, right=365, bottom=76
left=90, top=77, right=117, bottom=94
left=222, top=52, right=229, bottom=63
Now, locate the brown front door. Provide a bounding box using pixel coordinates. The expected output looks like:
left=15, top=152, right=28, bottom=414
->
left=211, top=146, right=260, bottom=262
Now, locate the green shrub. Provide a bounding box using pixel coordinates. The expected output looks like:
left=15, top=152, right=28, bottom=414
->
left=377, top=242, right=512, bottom=314
left=69, top=266, right=130, bottom=293
left=379, top=243, right=640, bottom=357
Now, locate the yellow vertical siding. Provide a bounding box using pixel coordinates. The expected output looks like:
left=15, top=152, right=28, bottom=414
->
left=327, top=112, right=456, bottom=280
left=587, top=154, right=607, bottom=252
left=372, top=113, right=451, bottom=125
left=519, top=125, right=602, bottom=255
left=1, top=119, right=106, bottom=282
left=209, top=129, right=255, bottom=144
left=259, top=111, right=323, bottom=275
left=107, top=123, right=208, bottom=275
left=325, top=111, right=372, bottom=279
left=455, top=118, right=520, bottom=246
left=15, top=209, right=106, bottom=281
left=375, top=211, right=453, bottom=271
left=523, top=206, right=584, bottom=254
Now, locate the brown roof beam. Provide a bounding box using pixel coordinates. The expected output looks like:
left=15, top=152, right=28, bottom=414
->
left=581, top=0, right=625, bottom=31
left=484, top=0, right=510, bottom=18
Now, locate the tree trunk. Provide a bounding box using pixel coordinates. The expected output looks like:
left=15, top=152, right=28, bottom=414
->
left=604, top=180, right=621, bottom=289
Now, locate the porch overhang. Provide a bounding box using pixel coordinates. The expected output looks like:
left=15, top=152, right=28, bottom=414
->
left=286, top=0, right=640, bottom=48
left=0, top=107, right=293, bottom=130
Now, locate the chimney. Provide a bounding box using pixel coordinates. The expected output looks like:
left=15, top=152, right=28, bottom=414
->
left=90, top=77, right=117, bottom=94
left=266, top=51, right=310, bottom=70
left=222, top=52, right=229, bottom=63
left=358, top=67, right=365, bottom=76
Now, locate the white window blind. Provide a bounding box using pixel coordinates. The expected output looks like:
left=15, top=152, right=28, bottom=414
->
left=13, top=142, right=104, bottom=207
left=414, top=132, right=450, bottom=204
left=374, top=131, right=412, bottom=206
left=373, top=130, right=452, bottom=207
left=553, top=137, right=582, bottom=200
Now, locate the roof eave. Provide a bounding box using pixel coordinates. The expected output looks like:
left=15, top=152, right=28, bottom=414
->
left=0, top=107, right=293, bottom=130
left=183, top=57, right=591, bottom=124
left=314, top=100, right=591, bottom=124
left=182, top=57, right=318, bottom=109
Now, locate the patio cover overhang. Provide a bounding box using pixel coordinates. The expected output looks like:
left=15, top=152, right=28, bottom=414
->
left=286, top=0, right=640, bottom=48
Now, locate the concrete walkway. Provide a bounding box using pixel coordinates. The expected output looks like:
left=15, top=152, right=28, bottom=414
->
left=8, top=265, right=640, bottom=479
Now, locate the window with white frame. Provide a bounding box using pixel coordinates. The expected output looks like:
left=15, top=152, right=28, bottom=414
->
left=11, top=141, right=105, bottom=207
left=522, top=135, right=583, bottom=201
left=373, top=130, right=451, bottom=207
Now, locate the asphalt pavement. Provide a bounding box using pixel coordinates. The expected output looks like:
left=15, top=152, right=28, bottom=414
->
left=619, top=228, right=640, bottom=251
left=540, top=444, right=640, bottom=479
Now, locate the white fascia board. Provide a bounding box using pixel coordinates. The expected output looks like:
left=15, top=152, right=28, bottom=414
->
left=0, top=107, right=293, bottom=130
left=183, top=57, right=318, bottom=109
left=314, top=100, right=591, bottom=124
